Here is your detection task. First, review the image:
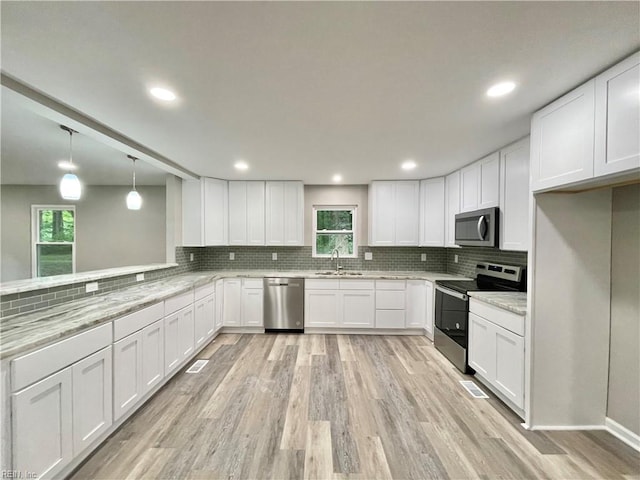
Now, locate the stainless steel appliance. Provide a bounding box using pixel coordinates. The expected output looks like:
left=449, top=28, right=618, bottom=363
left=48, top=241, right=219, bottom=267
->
left=434, top=262, right=525, bottom=373
left=263, top=278, right=304, bottom=332
left=455, top=207, right=499, bottom=247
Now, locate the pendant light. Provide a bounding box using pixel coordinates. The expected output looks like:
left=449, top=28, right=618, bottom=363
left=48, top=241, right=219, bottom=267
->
left=59, top=125, right=82, bottom=200
left=126, top=155, right=142, bottom=210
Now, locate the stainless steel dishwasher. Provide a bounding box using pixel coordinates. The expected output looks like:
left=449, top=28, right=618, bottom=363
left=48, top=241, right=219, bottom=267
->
left=263, top=278, right=304, bottom=332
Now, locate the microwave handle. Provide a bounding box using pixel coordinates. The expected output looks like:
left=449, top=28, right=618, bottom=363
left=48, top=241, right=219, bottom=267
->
left=477, top=215, right=487, bottom=239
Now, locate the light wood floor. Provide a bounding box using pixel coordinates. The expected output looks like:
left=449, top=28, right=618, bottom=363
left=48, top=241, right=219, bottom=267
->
left=72, top=334, right=639, bottom=480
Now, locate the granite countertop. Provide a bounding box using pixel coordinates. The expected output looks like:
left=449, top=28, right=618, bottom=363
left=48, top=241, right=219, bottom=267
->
left=0, top=263, right=179, bottom=296
left=0, top=269, right=468, bottom=360
left=468, top=291, right=528, bottom=316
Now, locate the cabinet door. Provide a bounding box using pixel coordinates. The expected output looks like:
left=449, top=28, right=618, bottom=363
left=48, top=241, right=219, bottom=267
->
left=595, top=52, right=640, bottom=177
left=181, top=179, right=204, bottom=246
left=531, top=80, right=595, bottom=191
left=164, top=313, right=181, bottom=375
left=305, top=290, right=340, bottom=327
left=194, top=297, right=208, bottom=348
left=72, top=347, right=113, bottom=455
left=204, top=178, right=228, bottom=246
left=178, top=306, right=195, bottom=360
left=265, top=181, right=285, bottom=245
left=223, top=279, right=242, bottom=326
left=445, top=171, right=460, bottom=248
left=215, top=280, right=224, bottom=331
left=113, top=331, right=143, bottom=421
left=500, top=138, right=530, bottom=251
left=375, top=310, right=405, bottom=329
left=394, top=181, right=420, bottom=246
left=478, top=152, right=500, bottom=209
left=405, top=280, right=427, bottom=328
left=460, top=163, right=479, bottom=212
left=369, top=181, right=395, bottom=246
left=419, top=178, right=445, bottom=247
left=424, top=281, right=434, bottom=338
left=228, top=181, right=248, bottom=245
left=13, top=367, right=73, bottom=479
left=247, top=181, right=266, bottom=245
left=242, top=288, right=264, bottom=326
left=340, top=290, right=375, bottom=328
left=494, top=325, right=525, bottom=409
left=141, top=320, right=164, bottom=395
left=283, top=181, right=304, bottom=246
left=468, top=313, right=495, bottom=380
left=205, top=294, right=216, bottom=338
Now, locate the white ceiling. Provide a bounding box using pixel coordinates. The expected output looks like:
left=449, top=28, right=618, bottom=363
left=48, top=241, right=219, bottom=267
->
left=1, top=1, right=639, bottom=185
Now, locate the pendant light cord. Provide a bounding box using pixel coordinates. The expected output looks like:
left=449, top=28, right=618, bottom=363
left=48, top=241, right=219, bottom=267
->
left=68, top=129, right=74, bottom=166
left=132, top=159, right=137, bottom=191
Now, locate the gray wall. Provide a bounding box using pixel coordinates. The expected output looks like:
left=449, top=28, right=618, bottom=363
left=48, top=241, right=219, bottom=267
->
left=304, top=185, right=368, bottom=247
left=1, top=185, right=166, bottom=282
left=607, top=184, right=640, bottom=435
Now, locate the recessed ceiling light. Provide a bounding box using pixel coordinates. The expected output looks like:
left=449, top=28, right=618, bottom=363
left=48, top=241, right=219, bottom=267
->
left=332, top=174, right=342, bottom=183
left=486, top=81, right=516, bottom=98
left=149, top=87, right=177, bottom=101
left=57, top=160, right=77, bottom=171
left=234, top=161, right=249, bottom=171
left=401, top=160, right=417, bottom=170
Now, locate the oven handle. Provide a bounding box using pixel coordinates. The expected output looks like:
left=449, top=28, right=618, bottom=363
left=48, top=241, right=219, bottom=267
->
left=436, top=285, right=468, bottom=301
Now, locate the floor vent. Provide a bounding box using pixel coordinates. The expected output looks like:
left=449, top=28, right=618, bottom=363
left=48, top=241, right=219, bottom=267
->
left=459, top=380, right=489, bottom=399
left=186, top=360, right=209, bottom=373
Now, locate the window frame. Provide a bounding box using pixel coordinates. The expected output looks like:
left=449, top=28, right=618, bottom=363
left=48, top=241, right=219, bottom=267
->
left=31, top=205, right=77, bottom=278
left=312, top=205, right=358, bottom=258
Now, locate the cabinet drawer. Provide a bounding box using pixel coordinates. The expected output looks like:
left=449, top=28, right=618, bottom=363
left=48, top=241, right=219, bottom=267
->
left=375, top=280, right=406, bottom=290
left=194, top=283, right=215, bottom=300
left=12, top=323, right=112, bottom=392
left=339, top=279, right=375, bottom=290
left=306, top=279, right=340, bottom=290
left=165, top=291, right=194, bottom=315
left=242, top=278, right=264, bottom=289
left=113, top=302, right=164, bottom=341
left=470, top=299, right=524, bottom=336
left=376, top=310, right=405, bottom=329
left=376, top=290, right=405, bottom=310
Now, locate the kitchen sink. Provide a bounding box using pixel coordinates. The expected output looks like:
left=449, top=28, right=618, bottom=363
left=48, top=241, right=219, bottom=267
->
left=314, top=271, right=364, bottom=276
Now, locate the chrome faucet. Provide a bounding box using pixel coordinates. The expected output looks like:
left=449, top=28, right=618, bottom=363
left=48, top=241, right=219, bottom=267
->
left=330, top=248, right=342, bottom=273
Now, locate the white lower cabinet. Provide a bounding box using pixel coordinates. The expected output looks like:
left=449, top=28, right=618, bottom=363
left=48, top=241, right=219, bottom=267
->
left=195, top=294, right=214, bottom=348
left=375, top=280, right=406, bottom=329
left=223, top=279, right=242, bottom=326
left=406, top=280, right=427, bottom=329
left=305, top=290, right=340, bottom=327
left=340, top=290, right=375, bottom=328
left=425, top=281, right=434, bottom=339
left=113, top=331, right=143, bottom=421
left=468, top=302, right=525, bottom=411
left=141, top=321, right=164, bottom=395
left=215, top=279, right=224, bottom=331
left=164, top=312, right=181, bottom=375
left=178, top=305, right=195, bottom=360
left=242, top=288, right=264, bottom=326
left=72, top=347, right=113, bottom=455
left=305, top=279, right=375, bottom=328
left=12, top=367, right=73, bottom=479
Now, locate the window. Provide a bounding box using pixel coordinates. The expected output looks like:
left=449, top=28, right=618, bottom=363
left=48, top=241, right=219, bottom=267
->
left=32, top=206, right=76, bottom=277
left=313, top=206, right=357, bottom=258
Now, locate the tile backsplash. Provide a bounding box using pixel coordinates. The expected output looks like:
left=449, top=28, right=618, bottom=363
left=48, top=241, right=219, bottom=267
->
left=445, top=247, right=528, bottom=278
left=197, top=246, right=448, bottom=272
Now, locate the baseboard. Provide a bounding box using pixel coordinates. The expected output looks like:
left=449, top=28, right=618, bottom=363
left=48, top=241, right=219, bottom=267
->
left=220, top=326, right=265, bottom=334
left=605, top=417, right=640, bottom=452
left=304, top=327, right=424, bottom=335
left=528, top=425, right=606, bottom=431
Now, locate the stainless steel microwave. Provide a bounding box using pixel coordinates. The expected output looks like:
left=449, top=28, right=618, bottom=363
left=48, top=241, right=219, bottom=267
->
left=454, top=207, right=499, bottom=247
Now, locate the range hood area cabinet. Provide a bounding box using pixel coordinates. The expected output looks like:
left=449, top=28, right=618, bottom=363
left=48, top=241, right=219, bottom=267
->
left=530, top=51, right=639, bottom=193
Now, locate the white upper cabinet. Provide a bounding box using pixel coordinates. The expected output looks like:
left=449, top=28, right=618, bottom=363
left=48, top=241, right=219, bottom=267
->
left=530, top=80, right=596, bottom=192
left=460, top=152, right=500, bottom=212
left=500, top=137, right=530, bottom=251
left=594, top=52, right=640, bottom=177
left=444, top=171, right=460, bottom=248
left=419, top=178, right=445, bottom=247
left=369, top=180, right=420, bottom=246
left=228, top=181, right=265, bottom=246
left=182, top=178, right=228, bottom=246
left=265, top=181, right=304, bottom=246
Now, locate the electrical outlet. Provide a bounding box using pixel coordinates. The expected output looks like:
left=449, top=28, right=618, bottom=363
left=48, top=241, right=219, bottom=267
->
left=85, top=282, right=99, bottom=293
left=229, top=252, right=235, bottom=260
left=136, top=273, right=145, bottom=282
left=272, top=253, right=277, bottom=261
left=364, top=252, right=373, bottom=260
left=454, top=254, right=459, bottom=263
left=421, top=253, right=427, bottom=262
left=190, top=253, right=194, bottom=262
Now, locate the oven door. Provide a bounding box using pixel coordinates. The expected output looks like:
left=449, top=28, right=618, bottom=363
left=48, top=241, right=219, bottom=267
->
left=434, top=286, right=469, bottom=348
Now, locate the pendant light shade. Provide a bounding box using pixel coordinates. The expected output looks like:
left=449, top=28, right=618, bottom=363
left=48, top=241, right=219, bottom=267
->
left=59, top=126, right=82, bottom=200
left=126, top=155, right=142, bottom=210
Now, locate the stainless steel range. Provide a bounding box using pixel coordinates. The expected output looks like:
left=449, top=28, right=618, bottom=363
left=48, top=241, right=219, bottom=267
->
left=434, top=262, right=526, bottom=373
